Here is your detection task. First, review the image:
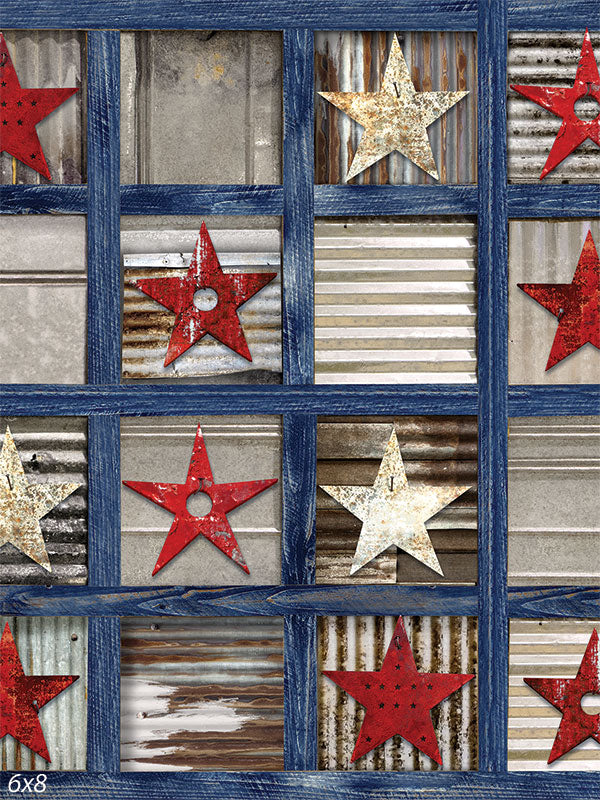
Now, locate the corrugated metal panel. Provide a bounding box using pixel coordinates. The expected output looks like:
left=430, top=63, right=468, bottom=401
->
left=0, top=216, right=87, bottom=385
left=315, top=31, right=477, bottom=185
left=121, top=616, right=284, bottom=771
left=120, top=416, right=282, bottom=585
left=0, top=417, right=87, bottom=585
left=507, top=32, right=600, bottom=184
left=314, top=219, right=477, bottom=384
left=316, top=416, right=478, bottom=584
left=121, top=227, right=282, bottom=382
left=508, top=219, right=600, bottom=386
left=0, top=615, right=88, bottom=771
left=318, top=615, right=478, bottom=770
left=0, top=30, right=86, bottom=185
left=508, top=416, right=600, bottom=586
left=508, top=618, right=600, bottom=771
left=120, top=31, right=282, bottom=184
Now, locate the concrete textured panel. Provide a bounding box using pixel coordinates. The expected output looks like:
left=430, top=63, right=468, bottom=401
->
left=0, top=216, right=86, bottom=384
left=120, top=31, right=282, bottom=184
left=120, top=416, right=282, bottom=586
left=508, top=416, right=600, bottom=586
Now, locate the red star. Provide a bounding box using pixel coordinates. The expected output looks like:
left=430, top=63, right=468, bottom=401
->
left=510, top=29, right=600, bottom=179
left=135, top=223, right=277, bottom=366
left=0, top=32, right=78, bottom=180
left=123, top=424, right=278, bottom=576
left=0, top=623, right=78, bottom=762
left=517, top=230, right=599, bottom=370
left=323, top=617, right=474, bottom=764
left=524, top=628, right=600, bottom=764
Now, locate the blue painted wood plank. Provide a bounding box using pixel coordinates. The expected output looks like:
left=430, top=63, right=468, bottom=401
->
left=315, top=185, right=478, bottom=216
left=284, top=615, right=318, bottom=769
left=87, top=415, right=120, bottom=585
left=508, top=0, right=600, bottom=29
left=507, top=185, right=600, bottom=219
left=120, top=184, right=284, bottom=215
left=0, top=185, right=87, bottom=214
left=509, top=385, right=600, bottom=416
left=86, top=617, right=120, bottom=772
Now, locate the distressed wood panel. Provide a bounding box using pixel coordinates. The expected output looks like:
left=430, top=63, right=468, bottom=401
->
left=120, top=616, right=284, bottom=771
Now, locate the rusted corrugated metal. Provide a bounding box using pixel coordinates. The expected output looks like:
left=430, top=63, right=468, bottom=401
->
left=508, top=618, right=600, bottom=771
left=121, top=227, right=282, bottom=382
left=0, top=615, right=88, bottom=771
left=318, top=615, right=478, bottom=770
left=316, top=416, right=477, bottom=584
left=0, top=417, right=87, bottom=585
left=508, top=416, right=600, bottom=586
left=508, top=31, right=600, bottom=184
left=509, top=219, right=600, bottom=385
left=120, top=416, right=282, bottom=585
left=120, top=616, right=284, bottom=771
left=315, top=31, right=477, bottom=185
left=0, top=30, right=86, bottom=185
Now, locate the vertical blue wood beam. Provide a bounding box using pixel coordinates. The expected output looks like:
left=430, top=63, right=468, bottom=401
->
left=477, top=0, right=509, bottom=773
left=87, top=617, right=121, bottom=771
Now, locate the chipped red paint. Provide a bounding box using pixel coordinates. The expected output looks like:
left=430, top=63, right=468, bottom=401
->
left=0, top=32, right=78, bottom=180
left=123, top=424, right=278, bottom=576
left=134, top=223, right=277, bottom=366
left=518, top=230, right=600, bottom=370
left=510, top=29, right=600, bottom=180
left=524, top=628, right=600, bottom=764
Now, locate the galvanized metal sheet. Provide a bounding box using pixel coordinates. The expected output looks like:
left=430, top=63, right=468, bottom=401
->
left=316, top=416, right=478, bottom=584
left=315, top=31, right=477, bottom=185
left=120, top=416, right=282, bottom=586
left=509, top=219, right=600, bottom=385
left=508, top=416, right=600, bottom=586
left=120, top=616, right=284, bottom=771
left=318, top=615, right=478, bottom=770
left=314, top=219, right=478, bottom=385
left=508, top=618, right=600, bottom=771
left=0, top=615, right=87, bottom=771
left=121, top=227, right=282, bottom=382
left=0, top=417, right=87, bottom=585
left=507, top=32, right=600, bottom=184
left=0, top=30, right=86, bottom=185
left=120, top=31, right=282, bottom=184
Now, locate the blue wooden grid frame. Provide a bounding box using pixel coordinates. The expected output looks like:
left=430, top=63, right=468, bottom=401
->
left=0, top=1, right=599, bottom=797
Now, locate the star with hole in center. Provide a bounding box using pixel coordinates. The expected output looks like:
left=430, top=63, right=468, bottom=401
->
left=523, top=628, right=600, bottom=763
left=318, top=33, right=468, bottom=181
left=323, top=616, right=474, bottom=763
left=518, top=230, right=599, bottom=370
left=320, top=428, right=471, bottom=577
left=134, top=223, right=277, bottom=367
left=0, top=622, right=78, bottom=762
left=511, top=29, right=600, bottom=179
left=123, top=424, right=278, bottom=576
left=0, top=32, right=78, bottom=180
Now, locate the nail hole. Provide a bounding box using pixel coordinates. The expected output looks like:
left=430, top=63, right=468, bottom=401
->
left=186, top=490, right=213, bottom=519
left=193, top=288, right=218, bottom=311
left=573, top=95, right=600, bottom=122
left=581, top=693, right=600, bottom=715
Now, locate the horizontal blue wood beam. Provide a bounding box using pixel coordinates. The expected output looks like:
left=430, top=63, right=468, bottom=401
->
left=508, top=385, right=600, bottom=416
left=121, top=184, right=284, bottom=216
left=314, top=185, right=478, bottom=216
left=0, top=184, right=87, bottom=213
left=507, top=185, right=600, bottom=219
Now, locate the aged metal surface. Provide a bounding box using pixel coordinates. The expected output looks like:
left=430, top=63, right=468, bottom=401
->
left=122, top=226, right=282, bottom=383
left=0, top=615, right=87, bottom=771
left=508, top=31, right=600, bottom=184
left=314, top=219, right=477, bottom=385
left=315, top=32, right=477, bottom=185
left=0, top=216, right=87, bottom=385
left=120, top=31, right=282, bottom=184
left=316, top=416, right=477, bottom=584
left=508, top=618, right=600, bottom=771
left=508, top=416, right=600, bottom=586
left=121, top=416, right=281, bottom=586
left=318, top=615, right=478, bottom=771
left=0, top=30, right=85, bottom=185
left=120, top=616, right=284, bottom=771
left=509, top=219, right=600, bottom=385
left=0, top=417, right=87, bottom=585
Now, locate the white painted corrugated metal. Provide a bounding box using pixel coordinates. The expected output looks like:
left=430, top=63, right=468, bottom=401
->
left=315, top=220, right=477, bottom=384
left=508, top=619, right=600, bottom=771
left=508, top=416, right=600, bottom=586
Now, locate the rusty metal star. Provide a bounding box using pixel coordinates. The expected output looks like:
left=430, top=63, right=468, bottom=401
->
left=320, top=428, right=471, bottom=576
left=318, top=33, right=468, bottom=181
left=0, top=426, right=81, bottom=573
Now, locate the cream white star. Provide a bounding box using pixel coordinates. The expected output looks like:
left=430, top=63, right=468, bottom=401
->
left=0, top=426, right=81, bottom=572
left=319, top=33, right=469, bottom=181
left=320, top=428, right=471, bottom=576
